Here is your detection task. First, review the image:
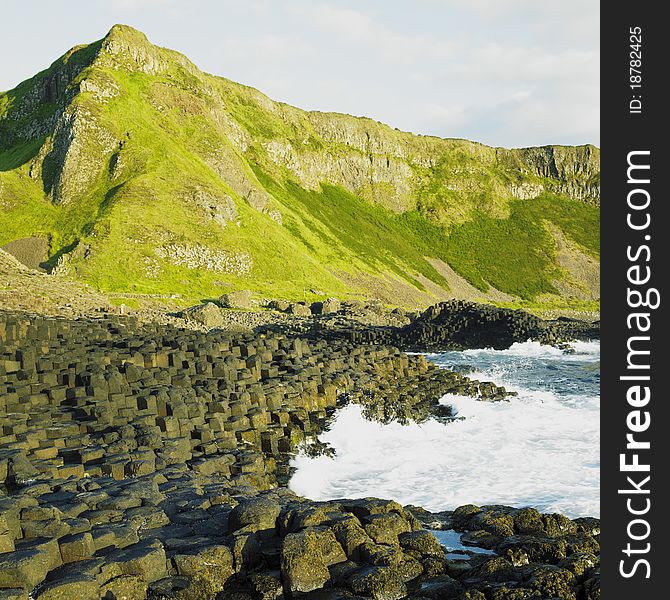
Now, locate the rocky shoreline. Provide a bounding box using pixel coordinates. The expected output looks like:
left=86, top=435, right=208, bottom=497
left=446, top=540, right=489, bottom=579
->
left=0, top=303, right=599, bottom=599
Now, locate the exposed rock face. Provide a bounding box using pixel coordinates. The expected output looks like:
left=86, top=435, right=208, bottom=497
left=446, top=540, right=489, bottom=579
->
left=0, top=24, right=600, bottom=215
left=512, top=145, right=600, bottom=205
left=0, top=46, right=92, bottom=148
left=0, top=25, right=600, bottom=305
left=154, top=244, right=253, bottom=276
left=260, top=112, right=601, bottom=213
left=509, top=182, right=544, bottom=200
left=96, top=24, right=200, bottom=77
left=41, top=105, right=118, bottom=205
left=190, top=189, right=238, bottom=227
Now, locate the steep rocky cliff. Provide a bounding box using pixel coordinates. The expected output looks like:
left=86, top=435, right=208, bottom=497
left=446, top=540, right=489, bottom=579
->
left=0, top=25, right=599, bottom=307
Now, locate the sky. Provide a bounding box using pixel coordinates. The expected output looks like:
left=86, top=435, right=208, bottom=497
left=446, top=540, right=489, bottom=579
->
left=0, top=0, right=599, bottom=148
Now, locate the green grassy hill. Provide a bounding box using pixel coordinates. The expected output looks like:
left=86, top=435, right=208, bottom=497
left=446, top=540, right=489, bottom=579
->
left=0, top=25, right=600, bottom=308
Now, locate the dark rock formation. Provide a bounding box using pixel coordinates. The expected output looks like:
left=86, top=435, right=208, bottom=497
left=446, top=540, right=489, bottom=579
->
left=261, top=300, right=599, bottom=352
left=0, top=309, right=598, bottom=598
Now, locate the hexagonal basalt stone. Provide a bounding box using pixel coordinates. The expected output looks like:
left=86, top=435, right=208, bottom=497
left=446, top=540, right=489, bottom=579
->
left=103, top=539, right=168, bottom=583
left=228, top=496, right=281, bottom=535
left=172, top=544, right=234, bottom=594
left=348, top=565, right=407, bottom=600
left=99, top=574, right=148, bottom=600
left=398, top=530, right=444, bottom=558
left=363, top=513, right=412, bottom=546
left=0, top=589, right=30, bottom=600
left=34, top=574, right=99, bottom=600
left=280, top=528, right=346, bottom=593
left=0, top=548, right=51, bottom=590
left=58, top=532, right=95, bottom=563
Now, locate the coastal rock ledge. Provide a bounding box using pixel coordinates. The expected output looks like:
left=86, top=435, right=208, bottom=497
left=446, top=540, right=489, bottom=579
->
left=0, top=309, right=599, bottom=599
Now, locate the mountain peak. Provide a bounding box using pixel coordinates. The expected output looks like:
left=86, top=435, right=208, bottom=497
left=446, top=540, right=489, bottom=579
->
left=105, top=23, right=147, bottom=38
left=0, top=26, right=600, bottom=308
left=96, top=23, right=198, bottom=78
left=99, top=23, right=155, bottom=63
left=102, top=24, right=151, bottom=48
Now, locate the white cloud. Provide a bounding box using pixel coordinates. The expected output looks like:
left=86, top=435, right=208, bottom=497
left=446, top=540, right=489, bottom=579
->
left=446, top=83, right=599, bottom=148
left=510, top=90, right=531, bottom=102
left=110, top=0, right=169, bottom=10
left=444, top=0, right=598, bottom=23
left=278, top=1, right=598, bottom=145
left=291, top=4, right=453, bottom=64
left=417, top=103, right=468, bottom=131
left=461, top=45, right=597, bottom=82
left=0, top=0, right=599, bottom=147
left=222, top=34, right=311, bottom=64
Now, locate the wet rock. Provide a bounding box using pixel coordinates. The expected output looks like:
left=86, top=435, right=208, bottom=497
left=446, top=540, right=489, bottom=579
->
left=414, top=574, right=463, bottom=599
left=572, top=516, right=600, bottom=537
left=172, top=544, right=234, bottom=595
left=394, top=300, right=598, bottom=351
left=542, top=513, right=578, bottom=536
left=460, top=530, right=501, bottom=550
left=512, top=508, right=544, bottom=534
left=398, top=530, right=444, bottom=558
left=524, top=565, right=577, bottom=600
left=281, top=527, right=345, bottom=593
left=229, top=496, right=280, bottom=535
left=348, top=565, right=407, bottom=600
left=363, top=512, right=412, bottom=546
left=469, top=508, right=516, bottom=537
left=452, top=505, right=482, bottom=530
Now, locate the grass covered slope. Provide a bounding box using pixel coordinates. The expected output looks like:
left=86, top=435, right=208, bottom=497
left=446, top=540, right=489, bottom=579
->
left=0, top=24, right=600, bottom=307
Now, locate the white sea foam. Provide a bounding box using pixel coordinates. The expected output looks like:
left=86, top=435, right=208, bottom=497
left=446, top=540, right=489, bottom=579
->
left=289, top=341, right=600, bottom=518
left=461, top=339, right=600, bottom=360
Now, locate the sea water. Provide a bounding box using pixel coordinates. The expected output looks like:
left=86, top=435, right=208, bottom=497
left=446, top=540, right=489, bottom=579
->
left=289, top=340, right=600, bottom=518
